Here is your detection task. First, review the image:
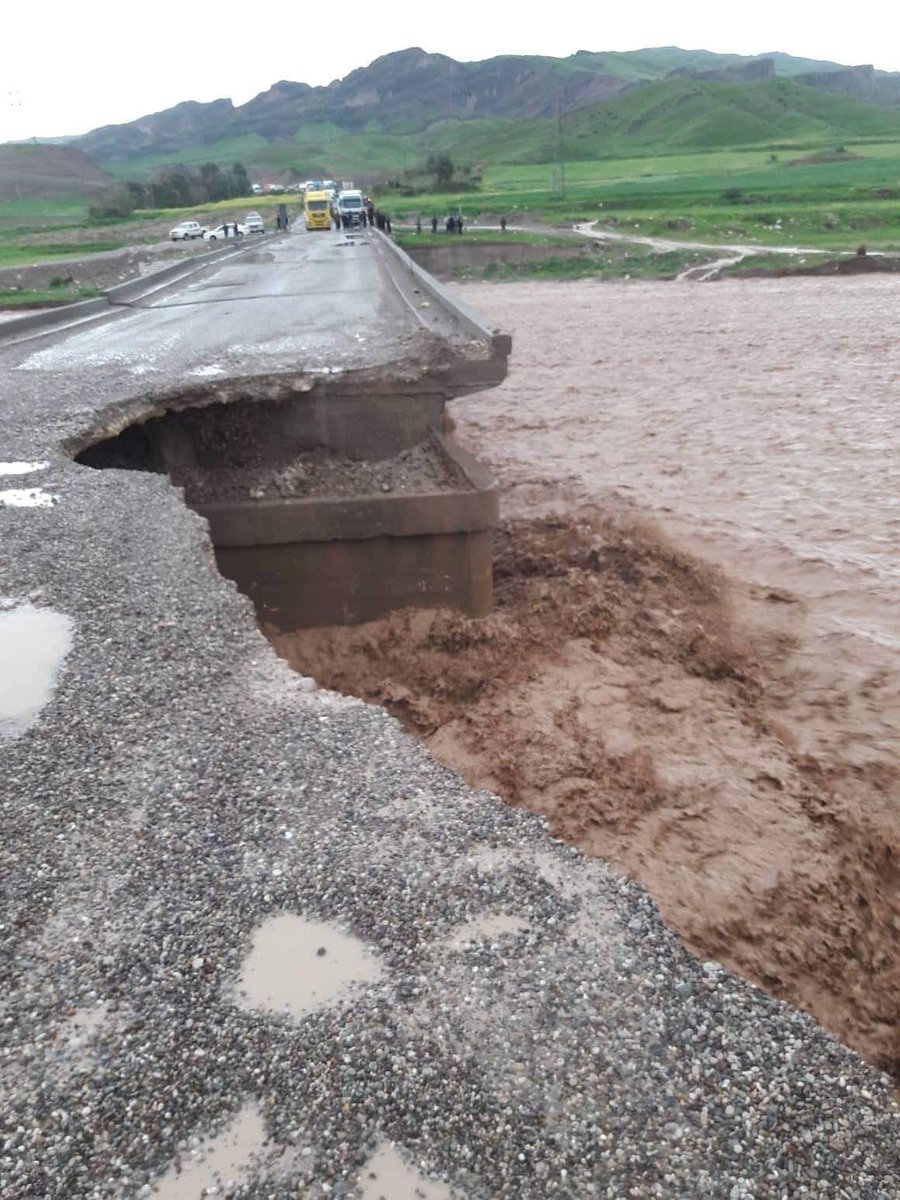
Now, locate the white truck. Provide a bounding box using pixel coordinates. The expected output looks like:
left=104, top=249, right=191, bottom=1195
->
left=336, top=188, right=366, bottom=228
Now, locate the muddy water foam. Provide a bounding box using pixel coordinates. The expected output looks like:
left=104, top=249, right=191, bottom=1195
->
left=451, top=276, right=900, bottom=765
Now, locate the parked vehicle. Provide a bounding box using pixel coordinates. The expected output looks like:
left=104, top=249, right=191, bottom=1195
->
left=303, top=190, right=331, bottom=231
left=169, top=220, right=205, bottom=241
left=204, top=222, right=246, bottom=241
left=244, top=212, right=265, bottom=234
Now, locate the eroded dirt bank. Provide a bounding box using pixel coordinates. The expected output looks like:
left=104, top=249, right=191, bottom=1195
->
left=271, top=510, right=898, bottom=1074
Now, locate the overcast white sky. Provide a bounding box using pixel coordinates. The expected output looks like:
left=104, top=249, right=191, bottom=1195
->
left=4, top=1, right=900, bottom=142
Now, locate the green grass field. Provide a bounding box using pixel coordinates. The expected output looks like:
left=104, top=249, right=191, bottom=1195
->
left=6, top=130, right=900, bottom=274
left=395, top=229, right=577, bottom=248
left=0, top=285, right=100, bottom=307
left=387, top=141, right=900, bottom=252
left=0, top=192, right=304, bottom=270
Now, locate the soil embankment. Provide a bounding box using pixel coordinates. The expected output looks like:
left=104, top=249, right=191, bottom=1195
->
left=270, top=275, right=900, bottom=1075
left=740, top=253, right=900, bottom=279
left=404, top=239, right=594, bottom=279
left=0, top=240, right=218, bottom=300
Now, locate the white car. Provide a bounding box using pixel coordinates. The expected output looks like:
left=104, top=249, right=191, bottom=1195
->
left=203, top=222, right=247, bottom=241
left=244, top=212, right=265, bottom=234
left=170, top=220, right=205, bottom=241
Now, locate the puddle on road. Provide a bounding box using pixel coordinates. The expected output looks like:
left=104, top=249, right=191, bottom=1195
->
left=466, top=844, right=588, bottom=902
left=0, top=461, right=49, bottom=476
left=151, top=1103, right=268, bottom=1199
left=236, top=913, right=383, bottom=1019
left=188, top=364, right=226, bottom=378
left=65, top=1002, right=108, bottom=1047
left=358, top=1142, right=454, bottom=1200
left=442, top=912, right=530, bottom=951
left=0, top=487, right=57, bottom=507
left=0, top=602, right=73, bottom=741
left=46, top=1002, right=112, bottom=1084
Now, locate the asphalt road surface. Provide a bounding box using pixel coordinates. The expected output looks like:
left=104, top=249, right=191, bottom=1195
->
left=4, top=226, right=434, bottom=382
left=0, top=233, right=897, bottom=1198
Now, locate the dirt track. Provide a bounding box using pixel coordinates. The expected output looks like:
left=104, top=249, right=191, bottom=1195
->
left=271, top=276, right=900, bottom=1074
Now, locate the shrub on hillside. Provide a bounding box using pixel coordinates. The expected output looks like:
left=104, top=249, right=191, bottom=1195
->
left=88, top=190, right=137, bottom=222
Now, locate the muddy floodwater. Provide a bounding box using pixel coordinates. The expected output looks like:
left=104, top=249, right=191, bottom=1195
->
left=454, top=276, right=900, bottom=676
left=274, top=276, right=900, bottom=1073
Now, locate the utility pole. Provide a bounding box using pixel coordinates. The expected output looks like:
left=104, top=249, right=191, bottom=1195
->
left=550, top=90, right=566, bottom=202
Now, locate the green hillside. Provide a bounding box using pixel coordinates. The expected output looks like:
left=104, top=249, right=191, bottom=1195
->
left=102, top=76, right=900, bottom=186
left=758, top=51, right=844, bottom=75
left=553, top=78, right=900, bottom=159
left=567, top=47, right=747, bottom=80
left=562, top=47, right=841, bottom=82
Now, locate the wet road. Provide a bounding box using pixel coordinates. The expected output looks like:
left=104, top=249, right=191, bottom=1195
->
left=8, top=226, right=425, bottom=382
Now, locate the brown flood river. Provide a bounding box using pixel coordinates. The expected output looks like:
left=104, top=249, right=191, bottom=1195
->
left=276, top=275, right=900, bottom=1071
left=452, top=276, right=900, bottom=769
left=447, top=276, right=900, bottom=1070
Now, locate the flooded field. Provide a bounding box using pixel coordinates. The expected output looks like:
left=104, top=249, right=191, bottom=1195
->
left=275, top=276, right=899, bottom=1072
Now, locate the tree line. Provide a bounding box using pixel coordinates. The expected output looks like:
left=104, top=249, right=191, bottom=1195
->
left=89, top=162, right=254, bottom=221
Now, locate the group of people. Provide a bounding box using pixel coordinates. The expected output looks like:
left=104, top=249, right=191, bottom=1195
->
left=417, top=214, right=466, bottom=234
left=333, top=201, right=393, bottom=234
left=413, top=214, right=471, bottom=234
left=415, top=214, right=507, bottom=234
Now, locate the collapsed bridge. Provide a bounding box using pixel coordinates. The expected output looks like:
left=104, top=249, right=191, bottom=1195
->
left=61, top=227, right=511, bottom=627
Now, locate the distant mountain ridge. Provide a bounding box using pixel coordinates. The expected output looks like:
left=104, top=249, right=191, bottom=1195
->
left=69, top=46, right=900, bottom=164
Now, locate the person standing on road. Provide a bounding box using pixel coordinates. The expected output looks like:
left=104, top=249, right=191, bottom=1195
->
left=457, top=214, right=464, bottom=234
left=416, top=216, right=422, bottom=234
left=500, top=216, right=507, bottom=233
left=431, top=214, right=438, bottom=233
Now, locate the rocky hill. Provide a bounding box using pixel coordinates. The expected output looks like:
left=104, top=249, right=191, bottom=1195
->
left=70, top=46, right=900, bottom=164
left=75, top=49, right=622, bottom=160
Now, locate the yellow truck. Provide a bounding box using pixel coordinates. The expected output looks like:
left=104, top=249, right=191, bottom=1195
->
left=303, top=190, right=332, bottom=231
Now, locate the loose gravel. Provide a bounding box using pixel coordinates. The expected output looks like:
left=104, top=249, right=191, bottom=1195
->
left=174, top=439, right=468, bottom=505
